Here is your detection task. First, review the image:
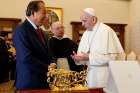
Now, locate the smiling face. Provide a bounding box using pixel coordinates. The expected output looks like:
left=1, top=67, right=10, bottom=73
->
left=32, top=2, right=47, bottom=26
left=51, top=22, right=64, bottom=38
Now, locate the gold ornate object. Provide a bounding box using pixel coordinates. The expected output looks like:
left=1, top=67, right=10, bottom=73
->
left=47, top=64, right=87, bottom=91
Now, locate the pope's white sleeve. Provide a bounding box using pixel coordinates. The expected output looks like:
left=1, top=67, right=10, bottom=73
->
left=89, top=53, right=117, bottom=66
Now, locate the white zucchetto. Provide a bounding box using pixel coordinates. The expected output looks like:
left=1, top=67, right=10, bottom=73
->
left=83, top=8, right=96, bottom=16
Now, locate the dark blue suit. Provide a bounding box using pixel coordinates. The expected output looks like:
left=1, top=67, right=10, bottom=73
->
left=13, top=20, right=52, bottom=90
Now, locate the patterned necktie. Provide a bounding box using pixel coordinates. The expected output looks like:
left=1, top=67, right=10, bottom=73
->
left=36, top=28, right=45, bottom=45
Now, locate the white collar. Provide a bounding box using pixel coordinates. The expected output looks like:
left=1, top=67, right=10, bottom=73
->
left=26, top=16, right=38, bottom=30
left=53, top=36, right=63, bottom=40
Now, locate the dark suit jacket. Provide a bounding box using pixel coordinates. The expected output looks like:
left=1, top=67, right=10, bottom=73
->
left=0, top=37, right=9, bottom=64
left=0, top=37, right=10, bottom=83
left=13, top=20, right=53, bottom=90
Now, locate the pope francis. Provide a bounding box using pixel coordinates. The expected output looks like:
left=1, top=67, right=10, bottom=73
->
left=71, top=8, right=124, bottom=92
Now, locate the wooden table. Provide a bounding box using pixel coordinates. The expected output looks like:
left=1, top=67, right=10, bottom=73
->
left=51, top=90, right=89, bottom=93
left=51, top=88, right=105, bottom=93
left=17, top=88, right=105, bottom=93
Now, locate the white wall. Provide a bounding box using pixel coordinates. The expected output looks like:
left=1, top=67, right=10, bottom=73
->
left=0, top=0, right=130, bottom=51
left=0, top=0, right=30, bottom=20
left=129, top=0, right=140, bottom=54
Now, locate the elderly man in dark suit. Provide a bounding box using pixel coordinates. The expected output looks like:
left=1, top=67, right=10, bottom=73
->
left=13, top=0, right=54, bottom=92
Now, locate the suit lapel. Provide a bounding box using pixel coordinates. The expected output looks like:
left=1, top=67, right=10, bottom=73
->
left=23, top=20, right=48, bottom=54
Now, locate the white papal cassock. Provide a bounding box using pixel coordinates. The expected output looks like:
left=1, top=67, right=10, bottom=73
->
left=76, top=22, right=124, bottom=89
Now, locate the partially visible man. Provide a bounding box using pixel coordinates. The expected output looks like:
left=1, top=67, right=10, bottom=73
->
left=48, top=21, right=83, bottom=72
left=13, top=0, right=53, bottom=92
left=0, top=31, right=10, bottom=83
left=71, top=8, right=124, bottom=92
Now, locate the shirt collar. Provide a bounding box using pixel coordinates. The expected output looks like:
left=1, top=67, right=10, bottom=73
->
left=26, top=16, right=38, bottom=30
left=53, top=36, right=63, bottom=40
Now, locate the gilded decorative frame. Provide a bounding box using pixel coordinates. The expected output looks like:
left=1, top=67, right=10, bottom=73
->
left=46, top=7, right=63, bottom=24
left=43, top=7, right=63, bottom=38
